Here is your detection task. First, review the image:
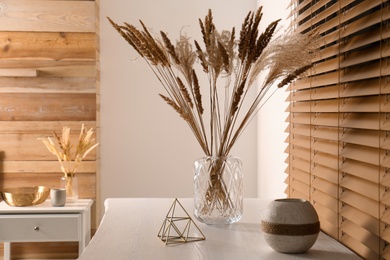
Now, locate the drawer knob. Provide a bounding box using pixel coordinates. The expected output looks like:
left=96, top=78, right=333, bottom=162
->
left=34, top=226, right=39, bottom=231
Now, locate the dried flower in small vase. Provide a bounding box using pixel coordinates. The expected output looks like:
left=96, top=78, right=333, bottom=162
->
left=39, top=124, right=99, bottom=202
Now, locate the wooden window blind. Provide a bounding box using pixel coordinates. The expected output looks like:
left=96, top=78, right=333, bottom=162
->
left=286, top=0, right=390, bottom=259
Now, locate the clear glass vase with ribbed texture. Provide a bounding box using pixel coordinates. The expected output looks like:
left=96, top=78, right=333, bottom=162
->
left=194, top=156, right=243, bottom=224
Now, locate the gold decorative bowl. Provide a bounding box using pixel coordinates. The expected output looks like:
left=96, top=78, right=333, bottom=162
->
left=0, top=186, right=50, bottom=207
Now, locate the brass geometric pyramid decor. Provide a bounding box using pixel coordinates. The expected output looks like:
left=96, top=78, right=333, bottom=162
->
left=158, top=198, right=206, bottom=245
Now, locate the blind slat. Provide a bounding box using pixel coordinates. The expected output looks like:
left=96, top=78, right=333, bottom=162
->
left=342, top=44, right=382, bottom=67
left=340, top=234, right=379, bottom=260
left=289, top=165, right=310, bottom=182
left=290, top=178, right=310, bottom=198
left=312, top=176, right=338, bottom=197
left=341, top=25, right=384, bottom=53
left=340, top=143, right=379, bottom=166
left=289, top=189, right=310, bottom=201
left=287, top=112, right=311, bottom=124
left=312, top=126, right=339, bottom=141
left=288, top=134, right=311, bottom=149
left=312, top=151, right=339, bottom=170
left=340, top=219, right=380, bottom=254
left=340, top=190, right=378, bottom=218
left=341, top=129, right=379, bottom=149
left=340, top=0, right=382, bottom=25
left=289, top=124, right=311, bottom=136
left=312, top=113, right=339, bottom=127
left=312, top=188, right=338, bottom=212
left=312, top=85, right=339, bottom=100
left=289, top=156, right=311, bottom=173
left=340, top=159, right=379, bottom=183
left=319, top=217, right=339, bottom=239
left=340, top=204, right=380, bottom=236
left=288, top=89, right=311, bottom=102
left=313, top=200, right=338, bottom=224
left=340, top=174, right=379, bottom=201
left=341, top=79, right=380, bottom=97
left=341, top=60, right=382, bottom=82
left=340, top=96, right=380, bottom=113
left=340, top=8, right=383, bottom=39
left=290, top=101, right=311, bottom=112
left=341, top=113, right=380, bottom=130
left=312, top=163, right=339, bottom=184
left=312, top=99, right=339, bottom=113
left=312, top=138, right=339, bottom=154
left=312, top=72, right=340, bottom=87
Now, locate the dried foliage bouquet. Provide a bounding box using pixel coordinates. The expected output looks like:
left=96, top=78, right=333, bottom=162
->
left=108, top=7, right=318, bottom=157
left=108, top=7, right=318, bottom=218
left=39, top=124, right=99, bottom=178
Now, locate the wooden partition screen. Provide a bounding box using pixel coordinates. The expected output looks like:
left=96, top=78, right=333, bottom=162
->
left=286, top=0, right=390, bottom=259
left=0, top=0, right=98, bottom=258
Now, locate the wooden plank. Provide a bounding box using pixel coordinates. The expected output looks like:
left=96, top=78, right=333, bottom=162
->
left=2, top=161, right=96, bottom=173
left=0, top=172, right=96, bottom=198
left=0, top=121, right=96, bottom=133
left=0, top=77, right=96, bottom=93
left=10, top=242, right=78, bottom=260
left=0, top=32, right=96, bottom=60
left=0, top=68, right=37, bottom=77
left=37, top=65, right=96, bottom=77
left=0, top=133, right=97, bottom=161
left=0, top=60, right=95, bottom=69
left=0, top=93, right=96, bottom=121
left=0, top=0, right=95, bottom=32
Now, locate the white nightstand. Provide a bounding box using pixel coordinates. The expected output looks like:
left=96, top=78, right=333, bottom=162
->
left=0, top=199, right=93, bottom=260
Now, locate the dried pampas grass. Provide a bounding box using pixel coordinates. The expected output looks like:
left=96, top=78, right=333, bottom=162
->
left=108, top=6, right=320, bottom=157
left=39, top=124, right=99, bottom=177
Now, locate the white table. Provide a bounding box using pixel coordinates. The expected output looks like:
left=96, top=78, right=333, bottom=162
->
left=0, top=199, right=93, bottom=260
left=78, top=198, right=361, bottom=260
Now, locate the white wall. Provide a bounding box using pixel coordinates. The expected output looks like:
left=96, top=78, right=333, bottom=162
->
left=257, top=0, right=290, bottom=199
left=100, top=0, right=262, bottom=207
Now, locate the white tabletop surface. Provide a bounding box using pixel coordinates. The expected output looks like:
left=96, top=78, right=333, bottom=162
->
left=0, top=199, right=93, bottom=213
left=78, top=198, right=361, bottom=260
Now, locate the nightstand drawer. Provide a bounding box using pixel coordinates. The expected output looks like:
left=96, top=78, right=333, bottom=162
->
left=0, top=214, right=80, bottom=242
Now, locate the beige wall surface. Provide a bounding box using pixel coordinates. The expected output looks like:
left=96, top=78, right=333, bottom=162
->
left=256, top=0, right=290, bottom=199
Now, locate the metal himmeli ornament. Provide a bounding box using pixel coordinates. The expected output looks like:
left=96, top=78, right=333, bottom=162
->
left=158, top=198, right=206, bottom=245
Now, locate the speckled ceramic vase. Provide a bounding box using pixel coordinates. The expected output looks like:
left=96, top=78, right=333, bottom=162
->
left=261, top=198, right=320, bottom=253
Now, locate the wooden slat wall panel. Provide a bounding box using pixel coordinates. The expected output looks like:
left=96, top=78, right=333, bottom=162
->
left=0, top=77, right=96, bottom=93
left=0, top=0, right=98, bottom=258
left=0, top=93, right=96, bottom=121
left=0, top=0, right=95, bottom=32
left=0, top=32, right=96, bottom=60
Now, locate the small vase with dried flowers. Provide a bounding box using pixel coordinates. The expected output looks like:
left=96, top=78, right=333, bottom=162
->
left=108, top=6, right=319, bottom=224
left=39, top=124, right=99, bottom=203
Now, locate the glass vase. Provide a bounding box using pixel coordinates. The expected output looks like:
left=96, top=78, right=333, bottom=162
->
left=60, top=173, right=78, bottom=203
left=194, top=156, right=243, bottom=224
